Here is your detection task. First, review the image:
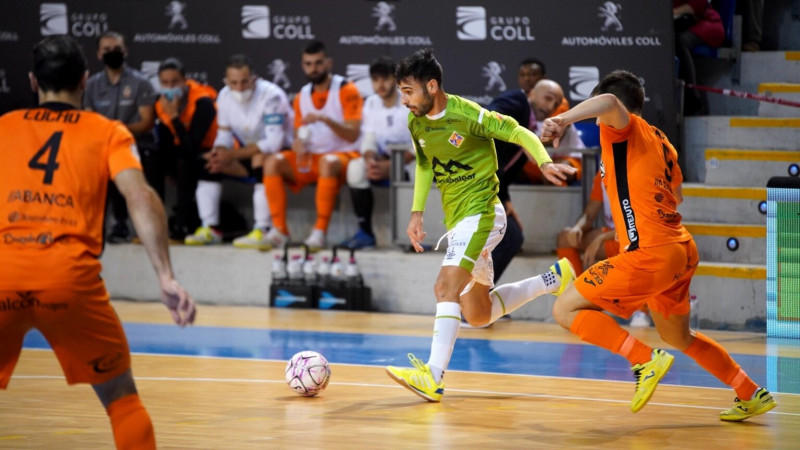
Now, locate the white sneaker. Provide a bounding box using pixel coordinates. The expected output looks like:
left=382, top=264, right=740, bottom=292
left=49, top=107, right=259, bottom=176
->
left=630, top=311, right=650, bottom=327
left=261, top=228, right=289, bottom=251
left=233, top=228, right=270, bottom=250
left=184, top=226, right=222, bottom=246
left=304, top=229, right=326, bottom=252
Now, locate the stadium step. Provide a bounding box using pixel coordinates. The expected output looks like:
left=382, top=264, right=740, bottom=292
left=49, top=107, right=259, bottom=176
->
left=741, top=51, right=800, bottom=85
left=692, top=261, right=765, bottom=331
left=679, top=183, right=766, bottom=224
left=703, top=148, right=800, bottom=187
left=757, top=82, right=800, bottom=117
left=684, top=222, right=765, bottom=264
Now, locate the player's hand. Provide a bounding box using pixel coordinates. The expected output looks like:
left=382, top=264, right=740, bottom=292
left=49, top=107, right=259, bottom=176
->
left=367, top=158, right=390, bottom=181
left=541, top=117, right=568, bottom=148
left=582, top=235, right=603, bottom=269
left=540, top=162, right=577, bottom=186
left=160, top=278, right=196, bottom=327
left=303, top=113, right=326, bottom=125
left=407, top=211, right=426, bottom=253
left=565, top=225, right=583, bottom=248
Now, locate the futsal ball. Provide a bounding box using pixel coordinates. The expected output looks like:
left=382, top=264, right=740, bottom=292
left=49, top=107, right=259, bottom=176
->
left=285, top=351, right=331, bottom=396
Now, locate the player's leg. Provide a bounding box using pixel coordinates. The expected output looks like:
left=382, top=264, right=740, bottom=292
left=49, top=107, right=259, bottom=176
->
left=305, top=153, right=347, bottom=250
left=385, top=265, right=471, bottom=401
left=553, top=250, right=677, bottom=412
left=35, top=286, right=155, bottom=449
left=262, top=151, right=296, bottom=244
left=184, top=154, right=223, bottom=245
left=651, top=240, right=776, bottom=421
left=341, top=157, right=377, bottom=250
left=232, top=158, right=273, bottom=250
left=556, top=226, right=585, bottom=274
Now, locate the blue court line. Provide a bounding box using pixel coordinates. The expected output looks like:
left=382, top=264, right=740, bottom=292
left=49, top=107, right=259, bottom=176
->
left=21, top=323, right=800, bottom=394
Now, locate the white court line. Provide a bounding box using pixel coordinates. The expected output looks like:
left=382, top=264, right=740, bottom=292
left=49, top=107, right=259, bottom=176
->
left=21, top=347, right=800, bottom=397
left=14, top=374, right=799, bottom=417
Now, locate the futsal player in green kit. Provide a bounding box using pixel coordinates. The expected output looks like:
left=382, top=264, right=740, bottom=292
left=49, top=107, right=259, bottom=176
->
left=385, top=49, right=578, bottom=401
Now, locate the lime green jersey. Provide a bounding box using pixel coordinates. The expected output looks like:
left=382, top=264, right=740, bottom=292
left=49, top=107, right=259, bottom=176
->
left=410, top=94, right=523, bottom=229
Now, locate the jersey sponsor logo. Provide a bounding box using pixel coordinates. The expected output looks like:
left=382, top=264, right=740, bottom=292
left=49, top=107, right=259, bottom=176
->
left=418, top=139, right=426, bottom=148
left=7, top=211, right=77, bottom=227
left=622, top=199, right=639, bottom=244
left=656, top=209, right=682, bottom=224
left=90, top=352, right=124, bottom=374
left=0, top=292, right=67, bottom=313
left=241, top=5, right=270, bottom=39
left=432, top=157, right=475, bottom=183
left=448, top=132, right=464, bottom=148
left=425, top=126, right=446, bottom=132
left=3, top=232, right=53, bottom=246
left=7, top=190, right=74, bottom=208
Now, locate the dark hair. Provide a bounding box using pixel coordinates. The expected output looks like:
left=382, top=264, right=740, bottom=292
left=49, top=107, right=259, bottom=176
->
left=96, top=30, right=125, bottom=49
left=226, top=54, right=254, bottom=72
left=519, top=57, right=545, bottom=74
left=591, top=69, right=644, bottom=114
left=303, top=40, right=327, bottom=56
left=158, top=57, right=186, bottom=77
left=395, top=49, right=443, bottom=88
left=33, top=35, right=87, bottom=93
left=369, top=56, right=396, bottom=78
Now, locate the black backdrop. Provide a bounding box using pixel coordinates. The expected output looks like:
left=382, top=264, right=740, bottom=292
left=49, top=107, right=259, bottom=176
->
left=0, top=0, right=676, bottom=140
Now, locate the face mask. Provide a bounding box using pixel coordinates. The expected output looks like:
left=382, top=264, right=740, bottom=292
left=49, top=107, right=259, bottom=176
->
left=102, top=49, right=125, bottom=69
left=160, top=86, right=184, bottom=101
left=230, top=88, right=253, bottom=103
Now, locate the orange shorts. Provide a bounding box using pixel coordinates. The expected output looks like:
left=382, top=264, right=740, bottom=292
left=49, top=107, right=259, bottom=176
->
left=603, top=227, right=620, bottom=259
left=574, top=239, right=699, bottom=320
left=0, top=284, right=130, bottom=388
left=280, top=150, right=359, bottom=192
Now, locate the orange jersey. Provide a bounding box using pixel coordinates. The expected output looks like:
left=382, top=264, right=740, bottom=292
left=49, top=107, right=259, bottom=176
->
left=599, top=113, right=691, bottom=251
left=293, top=80, right=363, bottom=129
left=0, top=102, right=142, bottom=290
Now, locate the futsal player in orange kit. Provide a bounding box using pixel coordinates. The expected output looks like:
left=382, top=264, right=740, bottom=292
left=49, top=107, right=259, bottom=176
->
left=0, top=36, right=196, bottom=449
left=541, top=70, right=776, bottom=421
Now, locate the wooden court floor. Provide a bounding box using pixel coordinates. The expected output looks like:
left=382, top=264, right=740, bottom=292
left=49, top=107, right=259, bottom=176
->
left=1, top=302, right=798, bottom=449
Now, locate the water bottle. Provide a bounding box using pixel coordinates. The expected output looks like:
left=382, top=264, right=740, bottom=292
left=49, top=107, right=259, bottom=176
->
left=329, top=256, right=345, bottom=283
left=287, top=254, right=303, bottom=283
left=271, top=254, right=287, bottom=283
left=689, top=294, right=699, bottom=329
left=345, top=249, right=361, bottom=287
left=317, top=256, right=330, bottom=286
left=303, top=254, right=317, bottom=284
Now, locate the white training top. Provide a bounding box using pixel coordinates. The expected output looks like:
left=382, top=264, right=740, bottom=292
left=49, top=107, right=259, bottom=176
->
left=359, top=91, right=413, bottom=157
left=298, top=74, right=359, bottom=154
left=214, top=78, right=292, bottom=153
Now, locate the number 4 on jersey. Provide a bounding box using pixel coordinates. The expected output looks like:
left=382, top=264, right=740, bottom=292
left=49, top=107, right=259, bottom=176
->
left=28, top=131, right=62, bottom=185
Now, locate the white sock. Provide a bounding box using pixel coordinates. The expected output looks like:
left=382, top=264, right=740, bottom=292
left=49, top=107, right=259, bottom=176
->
left=427, top=301, right=461, bottom=383
left=252, top=183, right=270, bottom=230
left=487, top=271, right=557, bottom=324
left=196, top=180, right=222, bottom=227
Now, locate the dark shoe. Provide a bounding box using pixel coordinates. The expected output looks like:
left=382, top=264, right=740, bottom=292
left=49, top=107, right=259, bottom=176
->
left=107, top=222, right=130, bottom=244
left=340, top=229, right=377, bottom=250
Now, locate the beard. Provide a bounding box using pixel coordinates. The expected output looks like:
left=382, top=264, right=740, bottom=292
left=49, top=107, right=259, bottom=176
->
left=411, top=90, right=434, bottom=117
left=307, top=70, right=329, bottom=86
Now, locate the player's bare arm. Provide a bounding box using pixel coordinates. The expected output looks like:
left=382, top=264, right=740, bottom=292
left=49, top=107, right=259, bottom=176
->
left=115, top=168, right=196, bottom=326
left=542, top=94, right=630, bottom=147
left=305, top=114, right=361, bottom=143
left=127, top=104, right=155, bottom=136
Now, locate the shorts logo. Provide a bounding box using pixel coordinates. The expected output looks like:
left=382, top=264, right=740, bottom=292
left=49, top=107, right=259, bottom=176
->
left=242, top=5, right=270, bottom=39
left=90, top=352, right=124, bottom=374
left=40, top=3, right=68, bottom=36
left=456, top=6, right=486, bottom=40
left=448, top=132, right=464, bottom=148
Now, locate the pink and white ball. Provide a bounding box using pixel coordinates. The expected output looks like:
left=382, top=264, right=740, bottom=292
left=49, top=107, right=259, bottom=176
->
left=285, top=351, right=331, bottom=396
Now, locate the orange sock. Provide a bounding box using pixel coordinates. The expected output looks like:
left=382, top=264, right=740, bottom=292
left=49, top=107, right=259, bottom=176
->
left=263, top=175, right=288, bottom=234
left=557, top=247, right=583, bottom=274
left=684, top=332, right=758, bottom=400
left=571, top=310, right=652, bottom=365
left=314, top=176, right=339, bottom=232
left=106, top=394, right=155, bottom=450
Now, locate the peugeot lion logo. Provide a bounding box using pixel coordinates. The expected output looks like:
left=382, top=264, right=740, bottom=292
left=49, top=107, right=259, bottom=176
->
left=598, top=1, right=623, bottom=32
left=373, top=2, right=397, bottom=32
left=482, top=61, right=506, bottom=92
left=166, top=1, right=188, bottom=30
left=268, top=59, right=291, bottom=89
